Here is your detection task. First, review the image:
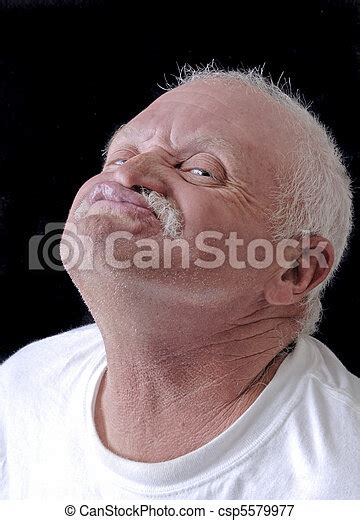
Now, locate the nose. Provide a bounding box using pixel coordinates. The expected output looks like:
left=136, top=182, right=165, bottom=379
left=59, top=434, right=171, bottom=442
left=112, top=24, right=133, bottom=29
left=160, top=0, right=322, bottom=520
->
left=111, top=152, right=169, bottom=197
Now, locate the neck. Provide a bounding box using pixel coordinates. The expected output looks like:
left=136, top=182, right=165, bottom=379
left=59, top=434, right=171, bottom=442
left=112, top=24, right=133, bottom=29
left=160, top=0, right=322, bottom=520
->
left=91, top=291, right=298, bottom=463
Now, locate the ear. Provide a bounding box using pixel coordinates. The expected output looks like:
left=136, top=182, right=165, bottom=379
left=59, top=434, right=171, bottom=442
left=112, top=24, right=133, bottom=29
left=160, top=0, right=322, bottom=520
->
left=264, top=235, right=334, bottom=306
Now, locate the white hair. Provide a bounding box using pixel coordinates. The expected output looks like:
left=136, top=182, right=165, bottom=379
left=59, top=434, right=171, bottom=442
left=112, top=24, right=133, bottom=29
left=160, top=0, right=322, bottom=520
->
left=162, top=62, right=354, bottom=336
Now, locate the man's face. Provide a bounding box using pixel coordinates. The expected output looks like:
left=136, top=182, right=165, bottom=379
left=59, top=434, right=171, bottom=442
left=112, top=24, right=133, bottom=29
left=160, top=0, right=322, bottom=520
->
left=63, top=79, right=293, bottom=295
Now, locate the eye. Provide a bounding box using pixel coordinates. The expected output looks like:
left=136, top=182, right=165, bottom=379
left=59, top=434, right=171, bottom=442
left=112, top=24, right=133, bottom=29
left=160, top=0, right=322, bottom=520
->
left=190, top=168, right=212, bottom=177
left=114, top=158, right=127, bottom=165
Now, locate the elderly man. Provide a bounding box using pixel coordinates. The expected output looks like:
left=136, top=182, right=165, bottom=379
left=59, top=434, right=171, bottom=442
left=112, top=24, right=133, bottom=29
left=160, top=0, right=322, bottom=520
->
left=1, top=65, right=359, bottom=500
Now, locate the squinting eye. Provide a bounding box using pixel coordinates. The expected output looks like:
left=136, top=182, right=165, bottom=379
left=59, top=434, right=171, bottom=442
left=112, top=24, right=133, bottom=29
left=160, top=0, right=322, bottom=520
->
left=191, top=168, right=212, bottom=177
left=114, top=158, right=127, bottom=165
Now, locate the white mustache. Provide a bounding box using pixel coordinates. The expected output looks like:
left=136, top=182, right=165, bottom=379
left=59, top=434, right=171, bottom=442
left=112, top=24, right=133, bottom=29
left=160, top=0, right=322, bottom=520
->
left=74, top=188, right=183, bottom=239
left=140, top=188, right=183, bottom=239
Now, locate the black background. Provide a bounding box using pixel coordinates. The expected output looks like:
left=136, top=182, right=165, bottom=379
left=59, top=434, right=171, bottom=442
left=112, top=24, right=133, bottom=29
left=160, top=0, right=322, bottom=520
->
left=0, top=0, right=359, bottom=375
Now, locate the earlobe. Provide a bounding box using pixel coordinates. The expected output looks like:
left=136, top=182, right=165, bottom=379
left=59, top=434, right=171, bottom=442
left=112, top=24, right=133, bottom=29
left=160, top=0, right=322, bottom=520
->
left=264, top=273, right=296, bottom=306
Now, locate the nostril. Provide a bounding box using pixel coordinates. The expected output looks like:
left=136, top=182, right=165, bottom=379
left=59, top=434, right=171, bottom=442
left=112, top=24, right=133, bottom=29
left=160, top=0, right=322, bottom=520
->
left=133, top=185, right=151, bottom=196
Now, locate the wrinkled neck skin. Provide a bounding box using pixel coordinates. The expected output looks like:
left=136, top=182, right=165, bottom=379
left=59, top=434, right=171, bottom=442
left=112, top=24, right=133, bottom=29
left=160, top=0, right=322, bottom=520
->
left=74, top=266, right=299, bottom=463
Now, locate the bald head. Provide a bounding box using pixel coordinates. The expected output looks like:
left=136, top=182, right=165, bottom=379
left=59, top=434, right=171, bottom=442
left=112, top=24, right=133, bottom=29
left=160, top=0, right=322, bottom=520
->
left=63, top=65, right=352, bottom=337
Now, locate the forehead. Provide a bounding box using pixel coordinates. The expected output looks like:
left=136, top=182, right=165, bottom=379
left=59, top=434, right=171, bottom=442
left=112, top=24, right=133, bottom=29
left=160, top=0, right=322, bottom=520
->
left=118, top=80, right=266, bottom=139
left=138, top=79, right=287, bottom=132
left=108, top=79, right=295, bottom=171
left=110, top=121, right=237, bottom=162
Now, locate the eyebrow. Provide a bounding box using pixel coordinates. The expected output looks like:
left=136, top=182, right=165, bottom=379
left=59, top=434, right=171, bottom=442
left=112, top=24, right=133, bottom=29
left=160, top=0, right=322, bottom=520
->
left=103, top=124, right=236, bottom=160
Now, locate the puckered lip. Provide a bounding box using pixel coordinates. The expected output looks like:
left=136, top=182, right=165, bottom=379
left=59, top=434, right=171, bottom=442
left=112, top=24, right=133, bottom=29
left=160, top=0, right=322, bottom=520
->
left=88, top=181, right=155, bottom=214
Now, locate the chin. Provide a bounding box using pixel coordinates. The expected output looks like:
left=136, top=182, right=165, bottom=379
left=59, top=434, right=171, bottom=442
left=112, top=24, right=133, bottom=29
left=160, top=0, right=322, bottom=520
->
left=60, top=212, right=164, bottom=276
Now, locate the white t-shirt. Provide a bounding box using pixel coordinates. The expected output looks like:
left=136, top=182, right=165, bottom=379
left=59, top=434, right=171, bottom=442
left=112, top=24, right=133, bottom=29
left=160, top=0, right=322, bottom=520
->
left=0, top=323, right=359, bottom=499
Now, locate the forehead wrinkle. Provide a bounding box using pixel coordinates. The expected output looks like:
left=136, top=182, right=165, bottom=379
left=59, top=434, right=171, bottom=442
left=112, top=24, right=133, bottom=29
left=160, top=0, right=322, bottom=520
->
left=186, top=131, right=236, bottom=158
left=107, top=123, right=238, bottom=163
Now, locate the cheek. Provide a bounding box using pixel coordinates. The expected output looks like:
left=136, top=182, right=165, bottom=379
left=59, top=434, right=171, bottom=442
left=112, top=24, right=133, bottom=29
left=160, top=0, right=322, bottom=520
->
left=180, top=196, right=242, bottom=236
left=181, top=198, right=269, bottom=261
left=178, top=194, right=228, bottom=233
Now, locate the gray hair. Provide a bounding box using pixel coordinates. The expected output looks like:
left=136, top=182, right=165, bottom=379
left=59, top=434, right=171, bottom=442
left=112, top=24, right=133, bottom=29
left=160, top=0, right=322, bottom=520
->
left=162, top=62, right=353, bottom=336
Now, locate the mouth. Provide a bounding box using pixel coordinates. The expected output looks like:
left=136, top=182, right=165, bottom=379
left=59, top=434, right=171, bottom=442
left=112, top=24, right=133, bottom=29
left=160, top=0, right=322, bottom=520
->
left=74, top=180, right=183, bottom=238
left=88, top=181, right=158, bottom=218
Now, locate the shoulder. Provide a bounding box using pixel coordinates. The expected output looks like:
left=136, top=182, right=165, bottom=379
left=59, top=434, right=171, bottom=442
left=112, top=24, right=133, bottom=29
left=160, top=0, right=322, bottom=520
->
left=300, top=334, right=360, bottom=412
left=0, top=323, right=104, bottom=389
